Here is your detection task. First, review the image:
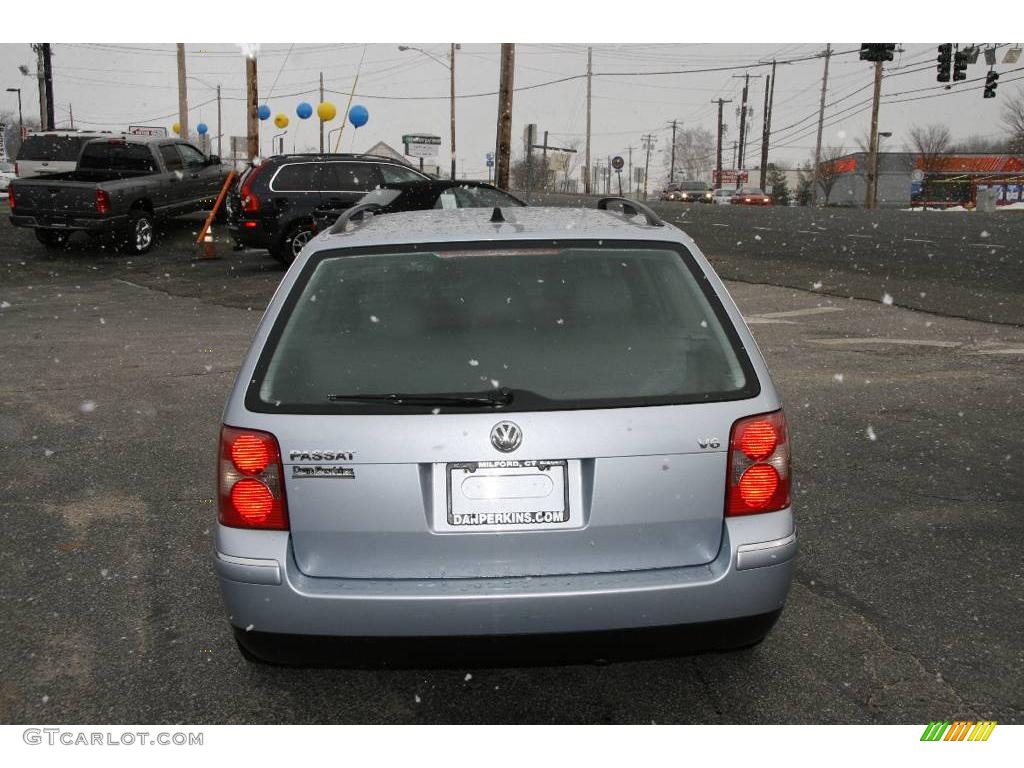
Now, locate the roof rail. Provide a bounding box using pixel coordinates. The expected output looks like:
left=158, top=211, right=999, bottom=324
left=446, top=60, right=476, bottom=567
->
left=597, top=197, right=664, bottom=227
left=328, top=202, right=387, bottom=234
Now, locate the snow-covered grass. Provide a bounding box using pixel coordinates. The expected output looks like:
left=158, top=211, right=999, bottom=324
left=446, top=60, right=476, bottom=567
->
left=903, top=202, right=1024, bottom=212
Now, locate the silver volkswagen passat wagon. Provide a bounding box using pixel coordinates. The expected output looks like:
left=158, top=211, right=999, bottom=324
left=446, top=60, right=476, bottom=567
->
left=216, top=199, right=795, bottom=662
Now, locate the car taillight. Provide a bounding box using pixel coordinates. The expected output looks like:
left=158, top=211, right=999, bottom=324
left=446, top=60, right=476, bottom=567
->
left=95, top=189, right=111, bottom=214
left=7, top=188, right=14, bottom=210
left=218, top=425, right=289, bottom=530
left=726, top=410, right=790, bottom=516
left=239, top=163, right=265, bottom=213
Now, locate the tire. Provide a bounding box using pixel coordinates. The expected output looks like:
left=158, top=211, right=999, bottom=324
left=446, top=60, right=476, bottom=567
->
left=35, top=229, right=71, bottom=249
left=121, top=209, right=156, bottom=255
left=273, top=221, right=314, bottom=266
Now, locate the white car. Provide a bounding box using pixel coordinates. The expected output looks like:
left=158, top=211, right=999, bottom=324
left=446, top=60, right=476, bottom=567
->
left=0, top=162, right=16, bottom=191
left=711, top=188, right=734, bottom=205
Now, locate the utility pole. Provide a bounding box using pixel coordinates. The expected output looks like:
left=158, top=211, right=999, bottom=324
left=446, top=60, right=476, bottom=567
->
left=668, top=119, right=678, bottom=182
left=176, top=43, right=189, bottom=143
left=732, top=140, right=738, bottom=171
left=865, top=58, right=884, bottom=209
left=41, top=44, right=54, bottom=131
left=584, top=46, right=592, bottom=195
left=711, top=98, right=731, bottom=189
left=319, top=72, right=324, bottom=153
left=216, top=84, right=222, bottom=158
left=759, top=60, right=777, bottom=190
left=449, top=43, right=457, bottom=180
left=245, top=54, right=258, bottom=161
left=494, top=43, right=515, bottom=191
left=641, top=133, right=656, bottom=200
left=68, top=103, right=73, bottom=129
left=31, top=46, right=47, bottom=130
left=732, top=73, right=761, bottom=172
left=811, top=44, right=832, bottom=206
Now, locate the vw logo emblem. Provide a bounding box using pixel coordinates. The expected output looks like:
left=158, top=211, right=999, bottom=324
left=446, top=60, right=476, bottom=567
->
left=490, top=421, right=522, bottom=453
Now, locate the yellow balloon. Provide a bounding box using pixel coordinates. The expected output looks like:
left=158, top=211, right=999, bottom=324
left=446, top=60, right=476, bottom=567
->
left=316, top=102, right=337, bottom=122
left=274, top=113, right=289, bottom=129
left=172, top=122, right=181, bottom=135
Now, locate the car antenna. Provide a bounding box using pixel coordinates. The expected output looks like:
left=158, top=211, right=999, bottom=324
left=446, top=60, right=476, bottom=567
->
left=489, top=207, right=505, bottom=223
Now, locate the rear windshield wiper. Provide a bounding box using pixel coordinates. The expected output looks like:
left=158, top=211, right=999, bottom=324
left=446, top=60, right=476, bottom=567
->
left=327, top=388, right=514, bottom=408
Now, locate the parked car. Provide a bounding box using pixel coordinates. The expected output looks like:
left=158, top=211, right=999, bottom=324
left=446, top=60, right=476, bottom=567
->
left=226, top=153, right=430, bottom=264
left=310, top=180, right=525, bottom=233
left=216, top=197, right=795, bottom=664
left=0, top=162, right=15, bottom=191
left=8, top=135, right=229, bottom=253
left=730, top=187, right=773, bottom=206
left=14, top=130, right=115, bottom=178
left=711, top=188, right=734, bottom=205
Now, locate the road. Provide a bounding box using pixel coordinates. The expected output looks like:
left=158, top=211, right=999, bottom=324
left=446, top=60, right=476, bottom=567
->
left=0, top=205, right=1021, bottom=724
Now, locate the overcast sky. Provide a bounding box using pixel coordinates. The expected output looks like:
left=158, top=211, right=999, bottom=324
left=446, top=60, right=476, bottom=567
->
left=1, top=42, right=1018, bottom=181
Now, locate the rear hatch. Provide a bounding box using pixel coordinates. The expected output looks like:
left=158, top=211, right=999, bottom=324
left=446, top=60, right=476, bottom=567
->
left=245, top=239, right=760, bottom=579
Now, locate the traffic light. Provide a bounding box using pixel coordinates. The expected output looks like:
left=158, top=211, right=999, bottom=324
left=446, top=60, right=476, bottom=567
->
left=860, top=43, right=897, bottom=62
left=937, top=43, right=952, bottom=82
left=984, top=70, right=1000, bottom=98
left=953, top=50, right=968, bottom=81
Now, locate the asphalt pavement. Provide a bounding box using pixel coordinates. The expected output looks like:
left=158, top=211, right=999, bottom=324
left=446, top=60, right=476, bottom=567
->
left=0, top=203, right=1021, bottom=724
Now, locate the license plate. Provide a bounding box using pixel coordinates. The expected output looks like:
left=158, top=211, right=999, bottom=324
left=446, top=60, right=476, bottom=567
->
left=446, top=459, right=569, bottom=530
left=47, top=215, right=68, bottom=227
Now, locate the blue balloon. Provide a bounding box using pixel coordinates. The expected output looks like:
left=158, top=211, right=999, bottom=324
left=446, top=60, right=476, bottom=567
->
left=296, top=102, right=313, bottom=120
left=196, top=123, right=208, bottom=135
left=257, top=104, right=271, bottom=121
left=348, top=104, right=369, bottom=128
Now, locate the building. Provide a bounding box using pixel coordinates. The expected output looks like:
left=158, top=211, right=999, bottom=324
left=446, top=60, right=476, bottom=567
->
left=819, top=152, right=1024, bottom=208
left=365, top=140, right=438, bottom=176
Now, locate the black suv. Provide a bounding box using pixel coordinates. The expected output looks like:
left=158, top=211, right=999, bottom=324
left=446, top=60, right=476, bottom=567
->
left=227, top=153, right=429, bottom=263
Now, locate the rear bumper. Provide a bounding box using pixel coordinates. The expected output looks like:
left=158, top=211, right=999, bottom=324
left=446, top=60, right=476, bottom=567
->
left=10, top=212, right=128, bottom=231
left=228, top=218, right=276, bottom=249
left=215, top=510, right=796, bottom=638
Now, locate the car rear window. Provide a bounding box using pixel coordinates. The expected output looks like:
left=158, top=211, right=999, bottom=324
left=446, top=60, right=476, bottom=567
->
left=249, top=241, right=757, bottom=413
left=17, top=135, right=91, bottom=162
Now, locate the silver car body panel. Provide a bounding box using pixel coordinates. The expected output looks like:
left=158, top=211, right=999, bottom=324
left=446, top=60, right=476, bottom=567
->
left=217, top=207, right=795, bottom=637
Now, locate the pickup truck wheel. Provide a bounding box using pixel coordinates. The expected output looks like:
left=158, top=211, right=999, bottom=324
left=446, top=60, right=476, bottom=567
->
left=122, top=210, right=156, bottom=254
left=273, top=222, right=314, bottom=266
left=35, top=229, right=71, bottom=249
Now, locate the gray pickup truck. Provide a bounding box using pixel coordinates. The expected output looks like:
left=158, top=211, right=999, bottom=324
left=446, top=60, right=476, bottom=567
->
left=8, top=135, right=230, bottom=254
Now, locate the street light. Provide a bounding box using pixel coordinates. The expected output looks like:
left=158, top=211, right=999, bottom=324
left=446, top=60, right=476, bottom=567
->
left=398, top=44, right=459, bottom=180
left=5, top=87, right=22, bottom=138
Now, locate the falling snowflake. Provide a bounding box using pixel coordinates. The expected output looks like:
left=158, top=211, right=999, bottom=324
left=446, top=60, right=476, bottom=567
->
left=979, top=230, right=990, bottom=238
left=699, top=320, right=708, bottom=328
left=431, top=408, right=441, bottom=415
left=866, top=426, right=877, bottom=442
left=464, top=673, right=473, bottom=682
left=0, top=301, right=10, bottom=309
left=833, top=373, right=844, bottom=383
left=204, top=364, right=213, bottom=372
left=556, top=318, right=564, bottom=325
left=100, top=569, right=109, bottom=578
left=99, top=318, right=106, bottom=325
left=245, top=624, right=254, bottom=632
left=79, top=401, right=97, bottom=414
left=369, top=315, right=379, bottom=323
left=414, top=695, right=421, bottom=704
left=812, top=281, right=823, bottom=290
left=44, top=449, right=54, bottom=458
left=882, top=293, right=894, bottom=305
left=468, top=359, right=479, bottom=367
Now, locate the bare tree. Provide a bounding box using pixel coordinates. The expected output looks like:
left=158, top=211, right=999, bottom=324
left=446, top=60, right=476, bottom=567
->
left=1002, top=87, right=1024, bottom=153
left=954, top=134, right=1009, bottom=153
left=662, top=126, right=715, bottom=181
left=908, top=124, right=952, bottom=201
left=815, top=145, right=846, bottom=205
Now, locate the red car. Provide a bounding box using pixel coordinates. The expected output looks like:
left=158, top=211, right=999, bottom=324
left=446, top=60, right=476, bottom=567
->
left=730, top=187, right=773, bottom=206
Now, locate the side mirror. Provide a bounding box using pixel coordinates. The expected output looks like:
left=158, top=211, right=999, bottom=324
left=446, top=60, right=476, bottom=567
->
left=206, top=155, right=222, bottom=166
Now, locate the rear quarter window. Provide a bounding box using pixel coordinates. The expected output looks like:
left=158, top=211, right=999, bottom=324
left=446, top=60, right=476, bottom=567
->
left=78, top=143, right=157, bottom=173
left=248, top=240, right=758, bottom=414
left=17, top=135, right=90, bottom=162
